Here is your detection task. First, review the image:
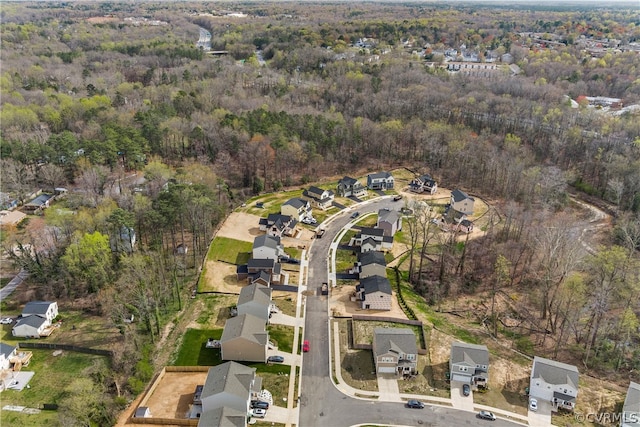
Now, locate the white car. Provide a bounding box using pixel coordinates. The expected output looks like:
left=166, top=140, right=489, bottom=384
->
left=0, top=317, right=13, bottom=325
left=252, top=408, right=266, bottom=418
left=529, top=398, right=538, bottom=412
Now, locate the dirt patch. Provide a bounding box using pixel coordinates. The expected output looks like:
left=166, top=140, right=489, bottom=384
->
left=143, top=371, right=207, bottom=419
left=329, top=283, right=408, bottom=320
left=216, top=212, right=263, bottom=243
left=202, top=261, right=244, bottom=294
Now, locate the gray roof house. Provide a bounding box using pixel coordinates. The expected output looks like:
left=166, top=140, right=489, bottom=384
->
left=377, top=208, right=402, bottom=237
left=302, top=186, right=334, bottom=210
left=622, top=382, right=640, bottom=427
left=22, top=301, right=58, bottom=323
left=23, top=194, right=53, bottom=212
left=367, top=172, right=395, bottom=190
left=237, top=258, right=283, bottom=285
left=408, top=174, right=437, bottom=195
left=449, top=342, right=489, bottom=388
left=372, top=328, right=418, bottom=375
left=0, top=343, right=17, bottom=371
left=252, top=235, right=285, bottom=261
left=12, top=315, right=48, bottom=338
left=529, top=356, right=579, bottom=412
left=352, top=251, right=387, bottom=279
left=450, top=189, right=475, bottom=216
left=281, top=198, right=311, bottom=221
left=237, top=283, right=272, bottom=322
left=349, top=227, right=393, bottom=252
left=337, top=176, right=367, bottom=198
left=258, top=214, right=297, bottom=237
left=198, top=361, right=263, bottom=427
left=355, top=275, right=393, bottom=311
left=220, top=314, right=269, bottom=362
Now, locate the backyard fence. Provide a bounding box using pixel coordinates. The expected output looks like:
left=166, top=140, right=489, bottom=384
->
left=18, top=342, right=113, bottom=357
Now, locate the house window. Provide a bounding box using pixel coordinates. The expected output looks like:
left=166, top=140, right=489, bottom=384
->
left=459, top=366, right=468, bottom=372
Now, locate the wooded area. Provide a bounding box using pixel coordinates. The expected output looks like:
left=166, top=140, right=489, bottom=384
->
left=1, top=1, right=639, bottom=425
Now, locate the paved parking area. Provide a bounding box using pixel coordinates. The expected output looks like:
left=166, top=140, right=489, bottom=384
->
left=528, top=399, right=552, bottom=426
left=377, top=374, right=401, bottom=402
left=450, top=381, right=474, bottom=411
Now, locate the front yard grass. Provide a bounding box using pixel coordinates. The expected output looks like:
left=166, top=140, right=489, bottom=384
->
left=0, top=350, right=108, bottom=427
left=267, top=324, right=294, bottom=353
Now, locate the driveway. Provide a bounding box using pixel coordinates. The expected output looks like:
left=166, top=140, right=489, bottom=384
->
left=450, top=380, right=475, bottom=411
left=528, top=398, right=552, bottom=426
left=376, top=374, right=401, bottom=402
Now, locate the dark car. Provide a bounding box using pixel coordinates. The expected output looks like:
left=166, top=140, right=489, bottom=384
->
left=393, top=194, right=403, bottom=201
left=405, top=400, right=425, bottom=409
left=462, top=383, right=471, bottom=396
left=267, top=355, right=285, bottom=363
left=477, top=410, right=496, bottom=421
left=350, top=211, right=360, bottom=219
left=251, top=400, right=270, bottom=410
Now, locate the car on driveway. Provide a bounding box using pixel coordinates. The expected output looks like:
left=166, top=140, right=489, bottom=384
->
left=251, top=408, right=266, bottom=418
left=462, top=383, right=471, bottom=396
left=477, top=410, right=496, bottom=421
left=0, top=317, right=13, bottom=324
left=529, top=398, right=538, bottom=412
left=405, top=400, right=425, bottom=409
left=267, top=355, right=285, bottom=363
left=302, top=340, right=310, bottom=352
left=251, top=400, right=269, bottom=410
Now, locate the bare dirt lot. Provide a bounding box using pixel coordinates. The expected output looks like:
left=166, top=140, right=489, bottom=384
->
left=216, top=212, right=264, bottom=243
left=329, top=283, right=408, bottom=319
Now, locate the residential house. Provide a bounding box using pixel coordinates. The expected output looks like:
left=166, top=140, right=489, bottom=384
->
left=622, top=382, right=640, bottom=427
left=351, top=251, right=387, bottom=279
left=450, top=189, right=475, bottom=216
left=355, top=275, right=393, bottom=311
left=337, top=176, right=367, bottom=198
left=0, top=210, right=27, bottom=227
left=349, top=227, right=393, bottom=252
left=408, top=174, right=438, bottom=195
left=456, top=219, right=474, bottom=233
left=198, top=361, right=263, bottom=427
left=252, top=235, right=285, bottom=262
left=529, top=356, right=579, bottom=412
left=258, top=214, right=297, bottom=237
left=22, top=194, right=53, bottom=212
left=280, top=198, right=312, bottom=222
left=22, top=301, right=58, bottom=323
left=220, top=314, right=269, bottom=362
left=0, top=343, right=17, bottom=371
left=237, top=283, right=272, bottom=322
left=12, top=315, right=49, bottom=338
left=237, top=258, right=283, bottom=285
left=372, top=328, right=418, bottom=375
left=449, top=342, right=489, bottom=389
left=302, top=186, right=335, bottom=210
left=367, top=172, right=395, bottom=190
left=377, top=208, right=402, bottom=237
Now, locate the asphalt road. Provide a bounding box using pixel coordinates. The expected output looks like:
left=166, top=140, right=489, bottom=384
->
left=299, top=197, right=522, bottom=427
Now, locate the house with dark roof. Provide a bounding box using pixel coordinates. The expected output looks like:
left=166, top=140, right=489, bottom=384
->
left=351, top=251, right=387, bottom=279
left=301, top=186, right=334, bottom=210
left=252, top=235, right=285, bottom=261
left=237, top=258, right=283, bottom=285
left=197, top=361, right=263, bottom=427
left=22, top=301, right=58, bottom=323
left=377, top=208, right=402, bottom=237
left=0, top=343, right=17, bottom=371
left=450, top=189, right=475, bottom=215
left=372, top=328, right=418, bottom=375
left=529, top=356, right=579, bottom=412
left=349, top=227, right=393, bottom=252
left=449, top=342, right=489, bottom=389
left=367, top=172, right=395, bottom=190
left=408, top=174, right=438, bottom=195
left=12, top=315, right=49, bottom=338
left=220, top=314, right=269, bottom=362
left=23, top=194, right=53, bottom=212
left=280, top=198, right=311, bottom=221
left=237, top=283, right=272, bottom=322
left=337, top=176, right=367, bottom=198
left=622, top=382, right=640, bottom=427
left=258, top=214, right=297, bottom=237
left=355, top=275, right=393, bottom=311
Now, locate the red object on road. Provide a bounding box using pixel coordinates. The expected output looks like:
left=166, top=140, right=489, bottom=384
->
left=303, top=340, right=310, bottom=352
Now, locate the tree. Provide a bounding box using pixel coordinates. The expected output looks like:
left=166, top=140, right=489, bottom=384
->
left=61, top=231, right=115, bottom=296
left=58, top=377, right=112, bottom=427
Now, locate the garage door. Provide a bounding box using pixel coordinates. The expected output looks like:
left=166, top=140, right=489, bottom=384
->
left=452, top=374, right=469, bottom=383
left=378, top=367, right=396, bottom=374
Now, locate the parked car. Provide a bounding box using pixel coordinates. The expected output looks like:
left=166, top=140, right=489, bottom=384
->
left=477, top=410, right=496, bottom=421
left=529, top=398, right=538, bottom=412
left=405, top=400, right=425, bottom=409
left=251, top=408, right=266, bottom=418
left=393, top=194, right=403, bottom=201
left=302, top=340, right=310, bottom=352
left=315, top=229, right=326, bottom=238
left=0, top=317, right=13, bottom=325
left=462, top=383, right=471, bottom=396
left=301, top=217, right=317, bottom=225
left=251, top=400, right=269, bottom=410
left=256, top=202, right=264, bottom=208
left=267, top=355, right=285, bottom=363
left=350, top=211, right=360, bottom=219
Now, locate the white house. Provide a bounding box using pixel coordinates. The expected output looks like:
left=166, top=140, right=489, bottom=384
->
left=355, top=275, right=393, bottom=311
left=529, top=356, right=579, bottom=412
left=337, top=176, right=367, bottom=198
left=252, top=235, right=285, bottom=261
left=12, top=315, right=48, bottom=338
left=302, top=186, right=335, bottom=210
left=450, top=189, right=475, bottom=215
left=0, top=343, right=17, bottom=371
left=367, top=172, right=395, bottom=190
left=280, top=198, right=311, bottom=221
left=22, top=301, right=58, bottom=323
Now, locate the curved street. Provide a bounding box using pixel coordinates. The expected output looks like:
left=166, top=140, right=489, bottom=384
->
left=299, top=197, right=524, bottom=426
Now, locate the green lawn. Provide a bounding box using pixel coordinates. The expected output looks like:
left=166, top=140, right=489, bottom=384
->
left=172, top=328, right=223, bottom=366
left=0, top=350, right=107, bottom=427
left=205, top=236, right=252, bottom=264
left=335, top=248, right=357, bottom=273
left=267, top=325, right=294, bottom=353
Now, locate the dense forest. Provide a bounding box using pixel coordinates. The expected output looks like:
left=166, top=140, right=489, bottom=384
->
left=1, top=1, right=640, bottom=425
